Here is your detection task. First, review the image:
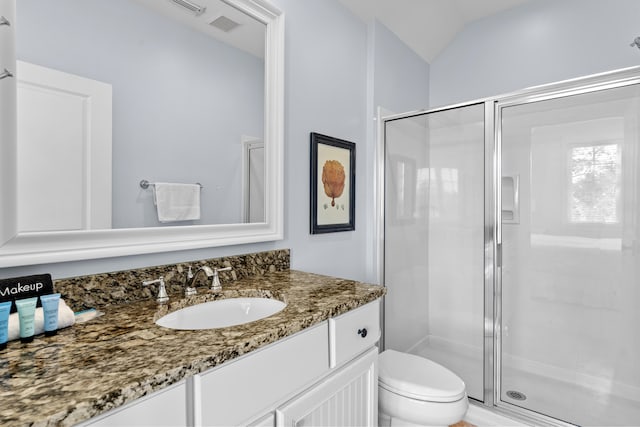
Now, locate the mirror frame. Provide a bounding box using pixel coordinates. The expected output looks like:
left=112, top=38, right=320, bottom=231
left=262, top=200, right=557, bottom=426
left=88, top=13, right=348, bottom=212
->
left=0, top=0, right=284, bottom=267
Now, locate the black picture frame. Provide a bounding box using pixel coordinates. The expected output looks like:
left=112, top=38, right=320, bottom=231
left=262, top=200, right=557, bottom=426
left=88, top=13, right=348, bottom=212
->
left=310, top=132, right=356, bottom=234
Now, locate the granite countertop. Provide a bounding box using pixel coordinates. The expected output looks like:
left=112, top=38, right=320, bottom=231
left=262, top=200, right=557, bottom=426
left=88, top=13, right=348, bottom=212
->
left=0, top=270, right=386, bottom=427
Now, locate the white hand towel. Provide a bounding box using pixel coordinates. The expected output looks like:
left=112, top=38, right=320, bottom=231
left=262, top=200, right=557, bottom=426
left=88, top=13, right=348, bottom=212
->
left=153, top=182, right=201, bottom=223
left=7, top=298, right=76, bottom=341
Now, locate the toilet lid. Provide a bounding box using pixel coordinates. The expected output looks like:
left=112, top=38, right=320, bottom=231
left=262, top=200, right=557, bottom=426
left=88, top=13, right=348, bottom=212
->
left=378, top=349, right=467, bottom=402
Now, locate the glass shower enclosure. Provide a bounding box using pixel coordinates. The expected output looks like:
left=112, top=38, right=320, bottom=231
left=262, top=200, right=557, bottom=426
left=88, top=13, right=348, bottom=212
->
left=382, top=68, right=640, bottom=426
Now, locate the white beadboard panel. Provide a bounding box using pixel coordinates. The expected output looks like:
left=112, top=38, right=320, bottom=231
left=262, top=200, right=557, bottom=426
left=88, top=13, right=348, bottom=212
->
left=276, top=347, right=378, bottom=426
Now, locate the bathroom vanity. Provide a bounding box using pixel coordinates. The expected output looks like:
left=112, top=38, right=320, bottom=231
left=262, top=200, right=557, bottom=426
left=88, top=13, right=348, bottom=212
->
left=0, top=269, right=385, bottom=426
left=84, top=301, right=380, bottom=426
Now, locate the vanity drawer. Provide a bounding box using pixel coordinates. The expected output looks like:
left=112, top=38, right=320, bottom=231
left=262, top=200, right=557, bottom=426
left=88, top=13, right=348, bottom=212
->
left=81, top=380, right=188, bottom=427
left=329, top=300, right=380, bottom=368
left=197, top=321, right=329, bottom=426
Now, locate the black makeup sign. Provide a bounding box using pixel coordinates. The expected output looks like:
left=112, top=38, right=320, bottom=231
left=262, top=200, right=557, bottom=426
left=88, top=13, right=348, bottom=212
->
left=0, top=274, right=54, bottom=313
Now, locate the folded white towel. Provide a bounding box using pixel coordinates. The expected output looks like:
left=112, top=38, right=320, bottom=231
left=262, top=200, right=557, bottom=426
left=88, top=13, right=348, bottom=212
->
left=8, top=299, right=75, bottom=341
left=153, top=182, right=201, bottom=223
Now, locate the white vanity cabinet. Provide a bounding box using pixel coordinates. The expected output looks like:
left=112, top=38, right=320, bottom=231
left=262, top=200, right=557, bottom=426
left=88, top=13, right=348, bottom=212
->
left=79, top=300, right=381, bottom=427
left=81, top=380, right=189, bottom=427
left=195, top=322, right=331, bottom=426
left=272, top=300, right=382, bottom=426
left=275, top=347, right=378, bottom=426
left=197, top=300, right=381, bottom=426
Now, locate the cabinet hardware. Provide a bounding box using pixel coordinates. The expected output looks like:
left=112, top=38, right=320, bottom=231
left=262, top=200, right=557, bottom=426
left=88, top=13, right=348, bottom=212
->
left=0, top=16, right=10, bottom=26
left=357, top=328, right=367, bottom=338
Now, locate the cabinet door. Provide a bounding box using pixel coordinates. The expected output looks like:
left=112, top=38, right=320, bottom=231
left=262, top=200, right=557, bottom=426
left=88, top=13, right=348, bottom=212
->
left=82, top=380, right=189, bottom=427
left=276, top=347, right=378, bottom=427
left=197, top=322, right=329, bottom=426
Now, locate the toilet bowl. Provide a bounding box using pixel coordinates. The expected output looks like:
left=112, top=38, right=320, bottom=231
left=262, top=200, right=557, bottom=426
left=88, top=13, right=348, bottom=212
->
left=378, top=349, right=468, bottom=427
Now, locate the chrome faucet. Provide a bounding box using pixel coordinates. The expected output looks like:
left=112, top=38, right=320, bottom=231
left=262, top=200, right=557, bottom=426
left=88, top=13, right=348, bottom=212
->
left=187, top=266, right=233, bottom=292
left=211, top=267, right=232, bottom=291
left=184, top=266, right=197, bottom=297
left=188, top=266, right=214, bottom=290
left=142, top=276, right=169, bottom=304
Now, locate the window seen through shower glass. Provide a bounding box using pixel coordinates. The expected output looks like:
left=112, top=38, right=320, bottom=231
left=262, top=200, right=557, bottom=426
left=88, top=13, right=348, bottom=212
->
left=569, top=143, right=621, bottom=223
left=500, top=83, right=640, bottom=426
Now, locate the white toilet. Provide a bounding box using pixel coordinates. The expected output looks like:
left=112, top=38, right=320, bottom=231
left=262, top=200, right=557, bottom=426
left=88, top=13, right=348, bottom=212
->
left=378, top=349, right=469, bottom=427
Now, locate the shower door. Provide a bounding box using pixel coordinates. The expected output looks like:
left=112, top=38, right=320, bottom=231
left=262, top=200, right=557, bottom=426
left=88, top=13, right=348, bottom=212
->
left=498, top=83, right=640, bottom=425
left=383, top=104, right=485, bottom=401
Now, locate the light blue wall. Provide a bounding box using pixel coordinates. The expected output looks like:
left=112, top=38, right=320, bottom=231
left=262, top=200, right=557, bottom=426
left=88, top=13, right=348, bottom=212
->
left=3, top=0, right=377, bottom=282
left=4, top=1, right=431, bottom=284
left=23, top=0, right=635, bottom=285
left=16, top=0, right=264, bottom=228
left=270, top=0, right=369, bottom=281
left=363, top=19, right=430, bottom=282
left=430, top=0, right=640, bottom=107
left=372, top=21, right=430, bottom=114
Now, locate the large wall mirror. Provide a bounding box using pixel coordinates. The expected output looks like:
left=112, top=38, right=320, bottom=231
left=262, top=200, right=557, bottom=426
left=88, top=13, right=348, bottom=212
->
left=0, top=0, right=284, bottom=267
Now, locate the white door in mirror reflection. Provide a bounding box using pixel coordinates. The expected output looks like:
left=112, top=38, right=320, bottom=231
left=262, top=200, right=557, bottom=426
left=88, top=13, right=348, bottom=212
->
left=17, top=61, right=112, bottom=232
left=242, top=137, right=265, bottom=223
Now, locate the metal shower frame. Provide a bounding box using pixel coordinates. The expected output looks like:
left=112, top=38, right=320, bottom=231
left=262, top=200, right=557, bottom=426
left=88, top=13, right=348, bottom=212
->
left=376, top=65, right=640, bottom=427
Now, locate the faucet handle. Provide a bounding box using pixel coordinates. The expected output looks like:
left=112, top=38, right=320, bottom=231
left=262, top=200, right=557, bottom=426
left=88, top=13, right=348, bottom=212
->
left=143, top=276, right=169, bottom=304
left=211, top=267, right=233, bottom=291
left=183, top=266, right=197, bottom=297
left=185, top=267, right=197, bottom=297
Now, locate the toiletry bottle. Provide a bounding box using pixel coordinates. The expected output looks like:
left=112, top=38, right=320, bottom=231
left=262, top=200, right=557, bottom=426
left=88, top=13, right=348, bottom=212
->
left=40, top=293, right=61, bottom=336
left=0, top=301, right=11, bottom=349
left=15, top=297, right=38, bottom=343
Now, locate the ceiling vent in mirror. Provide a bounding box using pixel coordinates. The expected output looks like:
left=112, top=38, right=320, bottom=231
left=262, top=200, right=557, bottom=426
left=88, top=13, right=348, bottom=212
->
left=209, top=15, right=241, bottom=32
left=171, top=0, right=206, bottom=16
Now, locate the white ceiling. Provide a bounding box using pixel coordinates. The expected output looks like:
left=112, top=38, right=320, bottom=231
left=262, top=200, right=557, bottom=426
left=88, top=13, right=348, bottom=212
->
left=337, top=0, right=531, bottom=63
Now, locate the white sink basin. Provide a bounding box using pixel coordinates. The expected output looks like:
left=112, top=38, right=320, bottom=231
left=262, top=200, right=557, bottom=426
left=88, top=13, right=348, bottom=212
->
left=156, top=297, right=286, bottom=330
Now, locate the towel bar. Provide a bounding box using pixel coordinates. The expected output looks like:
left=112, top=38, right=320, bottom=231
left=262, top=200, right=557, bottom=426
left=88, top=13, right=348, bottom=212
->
left=0, top=68, right=14, bottom=80
left=140, top=180, right=203, bottom=189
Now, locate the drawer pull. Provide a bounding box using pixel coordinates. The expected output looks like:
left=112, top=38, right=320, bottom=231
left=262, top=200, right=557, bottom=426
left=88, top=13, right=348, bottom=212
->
left=357, top=328, right=367, bottom=338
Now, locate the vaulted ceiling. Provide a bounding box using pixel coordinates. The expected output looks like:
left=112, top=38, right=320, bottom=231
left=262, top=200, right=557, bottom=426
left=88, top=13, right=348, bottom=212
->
left=337, top=0, right=532, bottom=63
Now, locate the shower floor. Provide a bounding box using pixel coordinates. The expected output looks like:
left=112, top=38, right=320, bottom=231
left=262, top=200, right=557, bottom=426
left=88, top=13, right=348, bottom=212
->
left=501, top=368, right=640, bottom=426
left=414, top=337, right=640, bottom=426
